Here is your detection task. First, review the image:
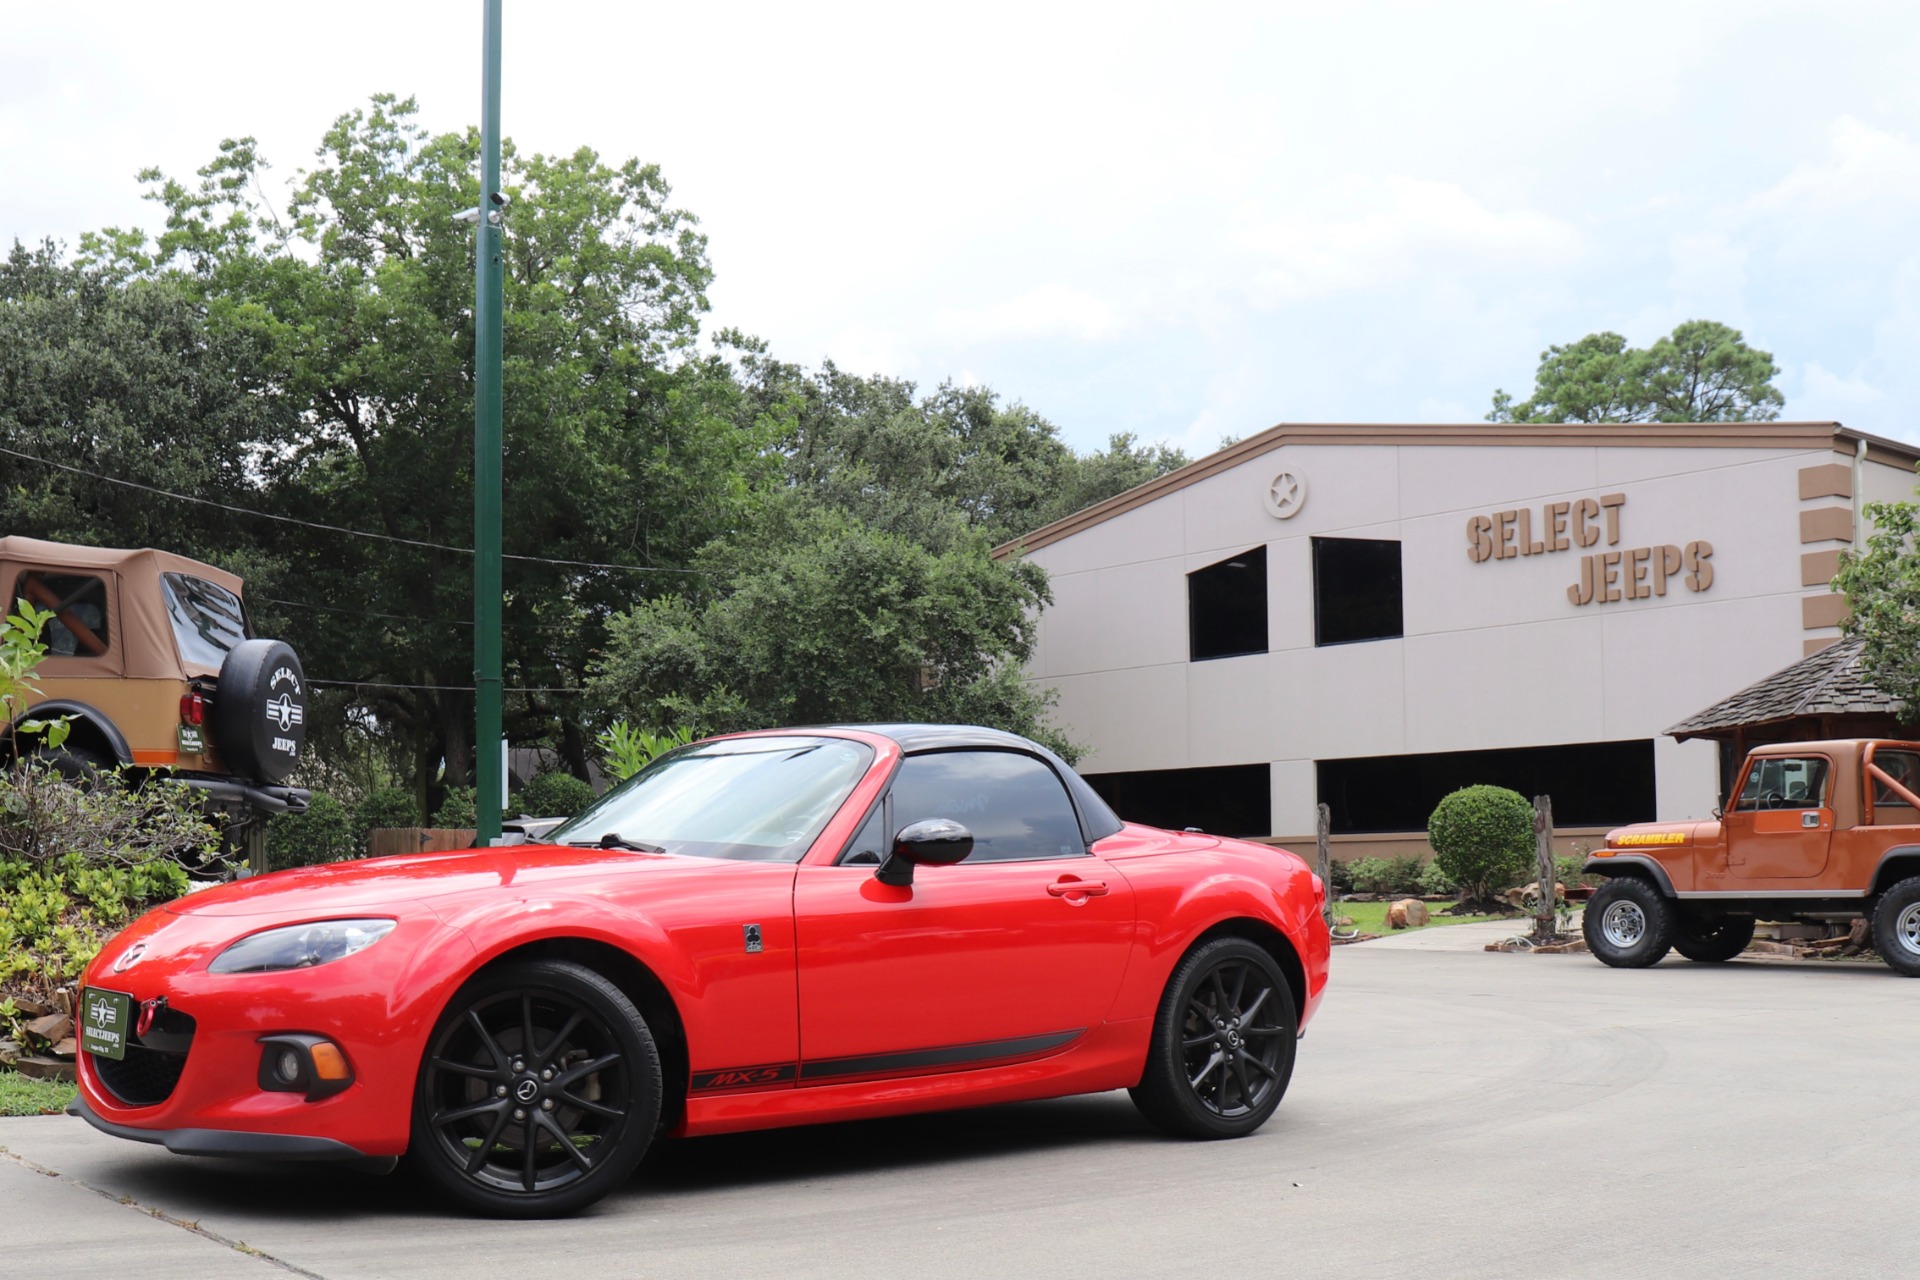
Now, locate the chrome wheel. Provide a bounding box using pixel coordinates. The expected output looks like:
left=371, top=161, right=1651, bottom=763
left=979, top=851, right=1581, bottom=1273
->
left=1897, top=902, right=1920, bottom=956
left=1601, top=900, right=1647, bottom=949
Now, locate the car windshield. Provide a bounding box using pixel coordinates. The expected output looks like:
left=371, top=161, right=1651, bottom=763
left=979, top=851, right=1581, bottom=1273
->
left=161, top=573, right=249, bottom=669
left=550, top=735, right=873, bottom=862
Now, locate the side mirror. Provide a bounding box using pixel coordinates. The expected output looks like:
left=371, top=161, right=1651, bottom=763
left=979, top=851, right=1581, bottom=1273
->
left=875, top=818, right=973, bottom=887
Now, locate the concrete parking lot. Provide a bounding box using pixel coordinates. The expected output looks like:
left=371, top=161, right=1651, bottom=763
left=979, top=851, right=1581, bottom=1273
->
left=9, top=923, right=1918, bottom=1279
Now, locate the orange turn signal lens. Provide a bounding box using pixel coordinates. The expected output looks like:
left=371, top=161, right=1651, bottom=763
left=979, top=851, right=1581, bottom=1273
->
left=309, top=1041, right=351, bottom=1081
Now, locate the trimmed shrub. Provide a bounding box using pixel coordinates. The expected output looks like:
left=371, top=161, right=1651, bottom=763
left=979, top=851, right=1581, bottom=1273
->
left=355, top=787, right=420, bottom=836
left=1346, top=857, right=1397, bottom=894
left=519, top=770, right=595, bottom=819
left=1427, top=785, right=1534, bottom=905
left=266, top=793, right=358, bottom=870
left=1416, top=858, right=1457, bottom=896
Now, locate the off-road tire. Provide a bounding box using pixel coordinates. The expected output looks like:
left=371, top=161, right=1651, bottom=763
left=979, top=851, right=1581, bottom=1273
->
left=1671, top=913, right=1755, bottom=963
left=210, top=638, right=307, bottom=784
left=1872, top=876, right=1920, bottom=977
left=30, top=744, right=114, bottom=782
left=1584, top=877, right=1674, bottom=968
left=1130, top=937, right=1298, bottom=1140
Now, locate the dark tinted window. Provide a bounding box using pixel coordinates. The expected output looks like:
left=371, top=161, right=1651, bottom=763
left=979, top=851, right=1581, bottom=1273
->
left=1188, top=546, right=1267, bottom=661
left=1873, top=751, right=1920, bottom=805
left=838, top=800, right=889, bottom=866
left=1313, top=537, right=1402, bottom=646
left=162, top=574, right=249, bottom=669
left=1083, top=764, right=1270, bottom=837
left=891, top=750, right=1086, bottom=862
left=13, top=572, right=109, bottom=656
left=1317, top=740, right=1656, bottom=832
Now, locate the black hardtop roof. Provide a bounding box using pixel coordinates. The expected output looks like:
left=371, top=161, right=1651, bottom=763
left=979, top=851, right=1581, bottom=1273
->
left=813, top=722, right=1125, bottom=842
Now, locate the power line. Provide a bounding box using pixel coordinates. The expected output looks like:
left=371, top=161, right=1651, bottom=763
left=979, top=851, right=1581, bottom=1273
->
left=0, top=444, right=703, bottom=576
left=311, top=679, right=586, bottom=694
left=258, top=594, right=580, bottom=633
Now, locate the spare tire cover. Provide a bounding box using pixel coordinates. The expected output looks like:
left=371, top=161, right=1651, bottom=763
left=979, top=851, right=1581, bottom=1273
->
left=211, top=639, right=308, bottom=784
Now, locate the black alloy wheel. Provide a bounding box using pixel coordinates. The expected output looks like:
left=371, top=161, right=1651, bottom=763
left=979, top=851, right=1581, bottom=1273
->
left=411, top=960, right=661, bottom=1217
left=1131, top=937, right=1298, bottom=1139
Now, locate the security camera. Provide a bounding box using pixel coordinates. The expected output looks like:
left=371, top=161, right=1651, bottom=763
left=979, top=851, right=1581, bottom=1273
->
left=489, top=191, right=509, bottom=208
left=452, top=207, right=482, bottom=225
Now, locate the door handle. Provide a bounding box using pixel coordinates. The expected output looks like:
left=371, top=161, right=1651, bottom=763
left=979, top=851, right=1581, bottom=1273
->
left=1048, top=879, right=1109, bottom=898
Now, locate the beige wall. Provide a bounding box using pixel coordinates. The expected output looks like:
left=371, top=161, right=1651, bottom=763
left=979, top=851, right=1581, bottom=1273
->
left=1024, top=433, right=1920, bottom=837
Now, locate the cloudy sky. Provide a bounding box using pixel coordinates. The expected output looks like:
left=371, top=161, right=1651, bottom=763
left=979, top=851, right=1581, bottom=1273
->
left=7, top=2, right=1920, bottom=455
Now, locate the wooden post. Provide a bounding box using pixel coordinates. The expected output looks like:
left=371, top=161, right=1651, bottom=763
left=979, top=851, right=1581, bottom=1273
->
left=246, top=819, right=268, bottom=879
left=1315, top=803, right=1333, bottom=924
left=1532, top=794, right=1556, bottom=942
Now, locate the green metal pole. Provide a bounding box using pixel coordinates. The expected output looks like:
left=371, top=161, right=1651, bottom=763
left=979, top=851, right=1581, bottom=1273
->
left=473, top=0, right=504, bottom=844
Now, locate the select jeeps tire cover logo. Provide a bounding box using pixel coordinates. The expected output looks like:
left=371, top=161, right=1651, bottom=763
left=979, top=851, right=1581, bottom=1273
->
left=212, top=639, right=308, bottom=785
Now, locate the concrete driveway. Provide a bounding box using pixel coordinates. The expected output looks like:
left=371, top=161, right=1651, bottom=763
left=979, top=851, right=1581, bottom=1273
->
left=9, top=935, right=1917, bottom=1279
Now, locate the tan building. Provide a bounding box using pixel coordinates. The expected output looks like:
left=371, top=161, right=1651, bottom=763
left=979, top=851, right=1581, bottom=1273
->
left=1002, top=422, right=1920, bottom=859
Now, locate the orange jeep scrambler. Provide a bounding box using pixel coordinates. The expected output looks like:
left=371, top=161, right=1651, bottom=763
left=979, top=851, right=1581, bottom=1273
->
left=1584, top=738, right=1920, bottom=975
left=0, top=536, right=310, bottom=824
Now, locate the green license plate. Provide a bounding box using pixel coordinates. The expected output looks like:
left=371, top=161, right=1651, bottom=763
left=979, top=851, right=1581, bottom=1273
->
left=177, top=723, right=204, bottom=753
left=80, top=988, right=133, bottom=1061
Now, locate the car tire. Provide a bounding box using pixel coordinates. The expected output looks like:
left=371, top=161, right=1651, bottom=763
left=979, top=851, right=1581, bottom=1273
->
left=1671, top=913, right=1754, bottom=963
left=1872, top=876, right=1920, bottom=977
left=410, top=959, right=663, bottom=1217
left=1583, top=877, right=1674, bottom=968
left=29, top=744, right=114, bottom=782
left=1130, top=937, right=1298, bottom=1140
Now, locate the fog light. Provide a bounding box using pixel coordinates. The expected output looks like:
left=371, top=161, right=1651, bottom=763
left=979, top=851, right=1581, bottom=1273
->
left=257, top=1034, right=354, bottom=1101
left=274, top=1048, right=303, bottom=1084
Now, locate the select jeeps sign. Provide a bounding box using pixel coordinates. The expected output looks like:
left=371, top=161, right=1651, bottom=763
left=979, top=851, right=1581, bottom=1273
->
left=1465, top=491, right=1713, bottom=607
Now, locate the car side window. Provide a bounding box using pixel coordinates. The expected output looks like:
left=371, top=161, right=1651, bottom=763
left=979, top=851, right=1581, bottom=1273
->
left=14, top=572, right=110, bottom=657
left=1873, top=751, right=1920, bottom=805
left=1734, top=756, right=1829, bottom=811
left=888, top=749, right=1087, bottom=863
left=839, top=800, right=889, bottom=866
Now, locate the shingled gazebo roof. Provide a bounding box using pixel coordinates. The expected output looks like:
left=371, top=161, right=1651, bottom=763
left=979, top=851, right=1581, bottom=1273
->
left=1667, top=637, right=1909, bottom=743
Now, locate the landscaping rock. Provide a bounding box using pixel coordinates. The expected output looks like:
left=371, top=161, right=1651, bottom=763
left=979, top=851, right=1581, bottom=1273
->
left=1386, top=898, right=1430, bottom=929
left=9, top=997, right=53, bottom=1019
left=12, top=1055, right=75, bottom=1082
left=51, top=1038, right=77, bottom=1060
left=25, top=1013, right=73, bottom=1047
left=0, top=1037, right=19, bottom=1068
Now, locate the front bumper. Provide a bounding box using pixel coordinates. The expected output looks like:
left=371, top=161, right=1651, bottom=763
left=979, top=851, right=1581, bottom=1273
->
left=68, top=1095, right=394, bottom=1170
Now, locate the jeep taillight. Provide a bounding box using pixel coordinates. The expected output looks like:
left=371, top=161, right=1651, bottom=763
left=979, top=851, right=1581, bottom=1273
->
left=179, top=692, right=206, bottom=725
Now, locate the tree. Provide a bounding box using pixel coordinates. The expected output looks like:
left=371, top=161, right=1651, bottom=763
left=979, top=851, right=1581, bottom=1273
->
left=1834, top=499, right=1920, bottom=715
left=1488, top=320, right=1784, bottom=424
left=586, top=508, right=1074, bottom=758
left=76, top=96, right=762, bottom=812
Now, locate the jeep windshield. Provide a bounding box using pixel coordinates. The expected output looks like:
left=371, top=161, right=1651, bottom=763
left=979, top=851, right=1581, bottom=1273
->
left=162, top=573, right=249, bottom=670
left=550, top=735, right=873, bottom=863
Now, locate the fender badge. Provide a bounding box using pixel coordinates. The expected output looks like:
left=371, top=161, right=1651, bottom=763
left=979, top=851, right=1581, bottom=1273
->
left=111, top=943, right=147, bottom=974
left=743, top=924, right=763, bottom=954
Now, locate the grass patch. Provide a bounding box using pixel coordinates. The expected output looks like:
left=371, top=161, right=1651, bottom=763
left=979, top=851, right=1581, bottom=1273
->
left=1334, top=900, right=1507, bottom=936
left=0, top=1069, right=76, bottom=1117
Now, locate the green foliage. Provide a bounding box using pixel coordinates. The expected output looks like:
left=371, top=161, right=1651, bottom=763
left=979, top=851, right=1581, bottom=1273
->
left=1416, top=858, right=1457, bottom=896
left=1488, top=320, right=1784, bottom=424
left=519, top=769, right=595, bottom=818
left=1834, top=498, right=1920, bottom=718
left=432, top=786, right=477, bottom=829
left=0, top=601, right=70, bottom=752
left=265, top=793, right=358, bottom=870
left=1345, top=855, right=1427, bottom=896
left=1327, top=859, right=1355, bottom=895
left=0, top=762, right=209, bottom=1045
left=596, top=722, right=695, bottom=783
left=1427, top=785, right=1535, bottom=904
left=355, top=786, right=420, bottom=834
left=590, top=509, right=1076, bottom=758
left=1556, top=850, right=1600, bottom=890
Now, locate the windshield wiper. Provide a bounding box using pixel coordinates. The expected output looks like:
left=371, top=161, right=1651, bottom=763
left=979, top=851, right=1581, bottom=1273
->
left=576, top=832, right=665, bottom=853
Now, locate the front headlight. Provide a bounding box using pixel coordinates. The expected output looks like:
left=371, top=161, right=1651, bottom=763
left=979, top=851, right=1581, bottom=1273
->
left=208, top=919, right=397, bottom=975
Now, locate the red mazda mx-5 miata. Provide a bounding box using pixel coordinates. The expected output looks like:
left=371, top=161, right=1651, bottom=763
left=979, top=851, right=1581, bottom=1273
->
left=72, top=725, right=1331, bottom=1216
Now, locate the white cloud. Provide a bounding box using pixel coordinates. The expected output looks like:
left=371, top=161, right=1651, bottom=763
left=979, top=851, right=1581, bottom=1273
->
left=936, top=284, right=1124, bottom=344
left=1235, top=176, right=1586, bottom=306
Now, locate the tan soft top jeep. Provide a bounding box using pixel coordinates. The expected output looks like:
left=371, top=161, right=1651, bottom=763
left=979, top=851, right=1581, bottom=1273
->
left=1584, top=738, right=1920, bottom=975
left=1, top=536, right=309, bottom=819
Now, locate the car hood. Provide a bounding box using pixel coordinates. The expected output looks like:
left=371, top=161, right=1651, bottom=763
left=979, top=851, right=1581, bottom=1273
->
left=167, top=844, right=682, bottom=918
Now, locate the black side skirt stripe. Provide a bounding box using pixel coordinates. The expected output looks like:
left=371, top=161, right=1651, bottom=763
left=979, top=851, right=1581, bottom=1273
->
left=689, top=1029, right=1085, bottom=1093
